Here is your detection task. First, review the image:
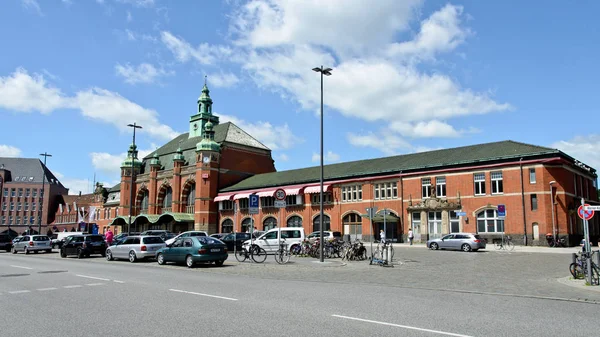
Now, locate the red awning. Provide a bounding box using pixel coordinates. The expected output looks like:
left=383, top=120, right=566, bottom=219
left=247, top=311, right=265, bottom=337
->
left=233, top=193, right=252, bottom=200
left=257, top=190, right=276, bottom=197
left=304, top=185, right=331, bottom=194
left=284, top=187, right=305, bottom=195
left=214, top=195, right=234, bottom=202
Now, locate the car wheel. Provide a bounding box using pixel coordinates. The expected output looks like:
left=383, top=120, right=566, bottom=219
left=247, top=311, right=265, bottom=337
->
left=157, top=253, right=165, bottom=265
left=60, top=249, right=66, bottom=258
left=45, top=249, right=51, bottom=253
left=77, top=248, right=84, bottom=259
left=25, top=247, right=30, bottom=254
left=215, top=260, right=224, bottom=267
left=461, top=244, right=472, bottom=252
left=12, top=247, right=17, bottom=254
left=34, top=250, right=39, bottom=254
left=430, top=242, right=439, bottom=250
left=106, top=250, right=113, bottom=261
left=186, top=255, right=194, bottom=268
left=128, top=251, right=137, bottom=263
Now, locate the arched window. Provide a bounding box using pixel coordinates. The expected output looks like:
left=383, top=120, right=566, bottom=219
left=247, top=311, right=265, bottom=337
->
left=140, top=190, right=149, bottom=213
left=185, top=184, right=195, bottom=213
left=287, top=215, right=303, bottom=228
left=343, top=213, right=362, bottom=239
left=241, top=218, right=252, bottom=232
left=263, top=217, right=277, bottom=231
left=221, top=219, right=233, bottom=233
left=313, top=214, right=330, bottom=232
left=162, top=187, right=172, bottom=212
left=477, top=209, right=504, bottom=233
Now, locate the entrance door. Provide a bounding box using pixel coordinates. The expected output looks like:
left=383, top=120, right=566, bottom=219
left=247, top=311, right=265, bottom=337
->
left=411, top=212, right=422, bottom=242
left=343, top=213, right=362, bottom=241
left=450, top=212, right=460, bottom=233
left=428, top=211, right=442, bottom=240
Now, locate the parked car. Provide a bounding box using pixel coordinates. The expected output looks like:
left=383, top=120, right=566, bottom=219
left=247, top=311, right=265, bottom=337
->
left=0, top=234, right=13, bottom=252
left=156, top=236, right=228, bottom=268
left=60, top=234, right=107, bottom=258
left=12, top=235, right=52, bottom=254
left=106, top=235, right=166, bottom=262
left=53, top=232, right=85, bottom=249
left=306, top=231, right=342, bottom=242
left=210, top=233, right=227, bottom=240
left=165, top=231, right=208, bottom=245
left=111, top=232, right=140, bottom=245
left=243, top=227, right=305, bottom=253
left=219, top=232, right=250, bottom=251
left=427, top=233, right=486, bottom=252
left=140, top=230, right=174, bottom=240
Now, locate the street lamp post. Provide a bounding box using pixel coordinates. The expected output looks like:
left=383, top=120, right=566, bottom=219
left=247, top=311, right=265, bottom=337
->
left=312, top=65, right=332, bottom=263
left=39, top=152, right=52, bottom=235
left=127, top=123, right=142, bottom=236
left=549, top=180, right=556, bottom=243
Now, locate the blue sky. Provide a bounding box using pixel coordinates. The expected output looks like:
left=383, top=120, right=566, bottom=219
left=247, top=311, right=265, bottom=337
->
left=1, top=0, right=599, bottom=194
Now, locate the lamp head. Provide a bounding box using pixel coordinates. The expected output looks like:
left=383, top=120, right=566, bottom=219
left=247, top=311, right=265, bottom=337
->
left=549, top=180, right=556, bottom=185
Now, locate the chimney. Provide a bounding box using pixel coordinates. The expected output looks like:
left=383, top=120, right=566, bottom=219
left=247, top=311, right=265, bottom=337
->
left=79, top=191, right=82, bottom=196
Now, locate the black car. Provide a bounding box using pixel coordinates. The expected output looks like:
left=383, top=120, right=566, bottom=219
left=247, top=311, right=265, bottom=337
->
left=140, top=230, right=173, bottom=240
left=220, top=232, right=259, bottom=251
left=0, top=234, right=13, bottom=252
left=60, top=234, right=106, bottom=258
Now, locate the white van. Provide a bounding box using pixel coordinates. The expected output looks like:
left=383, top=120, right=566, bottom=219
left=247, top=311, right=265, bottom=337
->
left=243, top=227, right=305, bottom=253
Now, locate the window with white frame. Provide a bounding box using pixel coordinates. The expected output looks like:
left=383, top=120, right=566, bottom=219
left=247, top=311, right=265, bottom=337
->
left=239, top=199, right=249, bottom=209
left=24, top=202, right=29, bottom=211
left=26, top=188, right=30, bottom=197
left=477, top=209, right=504, bottom=233
left=491, top=171, right=503, bottom=194
left=374, top=182, right=398, bottom=200
left=435, top=177, right=446, bottom=197
left=474, top=173, right=486, bottom=196
left=261, top=197, right=275, bottom=208
left=2, top=188, right=7, bottom=197
left=1, top=203, right=5, bottom=211
left=115, top=208, right=119, bottom=217
left=32, top=202, right=36, bottom=211
left=311, top=193, right=333, bottom=204
left=32, top=189, right=37, bottom=198
left=220, top=200, right=234, bottom=210
left=422, top=178, right=431, bottom=199
left=10, top=202, right=14, bottom=211
left=10, top=189, right=15, bottom=197
left=18, top=189, right=23, bottom=197
left=529, top=168, right=536, bottom=184
left=342, top=185, right=362, bottom=202
left=286, top=195, right=302, bottom=206
left=530, top=194, right=538, bottom=211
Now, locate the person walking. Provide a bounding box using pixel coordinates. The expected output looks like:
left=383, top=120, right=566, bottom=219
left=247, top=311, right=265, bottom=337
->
left=379, top=229, right=386, bottom=244
left=408, top=228, right=414, bottom=246
left=105, top=229, right=114, bottom=246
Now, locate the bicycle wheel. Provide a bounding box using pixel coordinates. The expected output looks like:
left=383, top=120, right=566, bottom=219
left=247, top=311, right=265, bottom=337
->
left=251, top=247, right=267, bottom=263
left=506, top=240, right=515, bottom=251
left=591, top=266, right=600, bottom=285
left=275, top=250, right=290, bottom=264
left=494, top=240, right=502, bottom=250
left=235, top=249, right=247, bottom=262
left=569, top=263, right=584, bottom=279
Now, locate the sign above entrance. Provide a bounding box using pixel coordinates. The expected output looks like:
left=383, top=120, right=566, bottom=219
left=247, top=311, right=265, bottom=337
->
left=578, top=204, right=594, bottom=220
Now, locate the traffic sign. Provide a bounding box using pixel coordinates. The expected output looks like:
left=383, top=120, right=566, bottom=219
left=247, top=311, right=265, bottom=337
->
left=497, top=204, right=506, bottom=217
left=249, top=194, right=259, bottom=214
left=578, top=204, right=594, bottom=220
left=274, top=200, right=286, bottom=208
left=584, top=205, right=600, bottom=211
left=366, top=207, right=378, bottom=217
left=274, top=188, right=286, bottom=201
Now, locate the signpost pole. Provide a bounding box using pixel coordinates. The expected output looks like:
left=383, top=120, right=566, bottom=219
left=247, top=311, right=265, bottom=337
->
left=581, top=198, right=592, bottom=285
left=233, top=202, right=237, bottom=260
left=368, top=208, right=373, bottom=257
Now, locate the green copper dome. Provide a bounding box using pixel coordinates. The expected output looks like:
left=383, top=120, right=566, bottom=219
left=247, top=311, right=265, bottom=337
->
left=196, top=138, right=221, bottom=152
left=205, top=120, right=214, bottom=131
left=198, top=83, right=213, bottom=104
left=121, top=144, right=143, bottom=168
left=173, top=146, right=185, bottom=162
left=149, top=152, right=161, bottom=167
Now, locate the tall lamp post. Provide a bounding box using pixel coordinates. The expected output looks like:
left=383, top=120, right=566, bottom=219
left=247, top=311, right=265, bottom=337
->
left=127, top=123, right=142, bottom=235
left=549, top=180, right=556, bottom=243
left=312, top=65, right=332, bottom=263
left=39, top=152, right=52, bottom=235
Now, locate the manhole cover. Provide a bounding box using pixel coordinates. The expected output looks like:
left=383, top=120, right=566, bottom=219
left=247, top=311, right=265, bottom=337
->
left=38, top=270, right=68, bottom=274
left=0, top=273, right=29, bottom=277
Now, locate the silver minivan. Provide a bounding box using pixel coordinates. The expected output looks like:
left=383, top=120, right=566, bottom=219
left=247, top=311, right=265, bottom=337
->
left=106, top=235, right=166, bottom=262
left=12, top=235, right=52, bottom=254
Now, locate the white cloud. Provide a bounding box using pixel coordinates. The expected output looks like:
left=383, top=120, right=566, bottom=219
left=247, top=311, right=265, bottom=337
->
left=219, top=114, right=302, bottom=151
left=311, top=151, right=341, bottom=163
left=207, top=72, right=240, bottom=88
left=115, top=62, right=173, bottom=84
left=277, top=153, right=289, bottom=162
left=90, top=147, right=153, bottom=176
left=0, top=145, right=22, bottom=157
left=390, top=120, right=461, bottom=138
left=0, top=68, right=177, bottom=141
left=161, top=31, right=232, bottom=65
left=127, top=11, right=133, bottom=22
left=551, top=135, right=600, bottom=171
left=120, top=29, right=157, bottom=42
left=0, top=68, right=68, bottom=113
left=117, top=0, right=155, bottom=7
left=346, top=132, right=412, bottom=156
left=21, top=0, right=43, bottom=16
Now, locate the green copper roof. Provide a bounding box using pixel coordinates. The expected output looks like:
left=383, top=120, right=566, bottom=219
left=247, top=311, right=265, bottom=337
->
left=198, top=83, right=212, bottom=104
left=121, top=144, right=143, bottom=168
left=220, top=140, right=564, bottom=192
left=150, top=152, right=161, bottom=167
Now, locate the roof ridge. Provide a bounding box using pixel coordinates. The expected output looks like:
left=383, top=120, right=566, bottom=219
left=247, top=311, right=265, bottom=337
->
left=225, top=121, right=271, bottom=150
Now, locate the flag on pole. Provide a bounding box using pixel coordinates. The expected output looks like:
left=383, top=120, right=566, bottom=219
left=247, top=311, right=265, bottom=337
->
left=59, top=204, right=63, bottom=213
left=78, top=207, right=85, bottom=223
left=88, top=206, right=97, bottom=222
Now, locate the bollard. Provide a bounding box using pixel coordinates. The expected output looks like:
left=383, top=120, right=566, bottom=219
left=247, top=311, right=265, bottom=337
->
left=595, top=250, right=600, bottom=267
left=572, top=252, right=577, bottom=265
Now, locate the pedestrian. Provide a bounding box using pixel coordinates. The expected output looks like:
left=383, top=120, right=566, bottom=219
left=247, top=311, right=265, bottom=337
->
left=380, top=229, right=386, bottom=244
left=408, top=228, right=414, bottom=246
left=105, top=228, right=114, bottom=246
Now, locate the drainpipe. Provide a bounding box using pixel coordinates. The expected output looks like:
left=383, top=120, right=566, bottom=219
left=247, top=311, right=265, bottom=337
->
left=519, top=158, right=528, bottom=246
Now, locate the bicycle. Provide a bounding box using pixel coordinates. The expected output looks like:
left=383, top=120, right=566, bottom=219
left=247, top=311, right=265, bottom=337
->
left=569, top=251, right=600, bottom=285
left=274, top=239, right=290, bottom=264
left=494, top=235, right=514, bottom=251
left=372, top=241, right=395, bottom=261
left=235, top=244, right=267, bottom=263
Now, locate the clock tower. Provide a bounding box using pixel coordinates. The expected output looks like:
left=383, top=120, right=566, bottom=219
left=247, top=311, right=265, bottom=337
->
left=189, top=77, right=219, bottom=138
left=194, top=115, right=221, bottom=232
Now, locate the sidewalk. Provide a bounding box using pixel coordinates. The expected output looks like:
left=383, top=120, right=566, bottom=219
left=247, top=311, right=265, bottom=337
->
left=390, top=242, right=589, bottom=254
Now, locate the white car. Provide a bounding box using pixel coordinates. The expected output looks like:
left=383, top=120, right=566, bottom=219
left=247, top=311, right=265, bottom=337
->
left=164, top=231, right=208, bottom=246
left=243, top=227, right=305, bottom=252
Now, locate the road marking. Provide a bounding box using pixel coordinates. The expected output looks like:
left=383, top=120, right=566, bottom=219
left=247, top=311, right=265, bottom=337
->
left=169, top=289, right=238, bottom=301
left=75, top=274, right=110, bottom=281
left=332, top=315, right=473, bottom=337
left=10, top=265, right=33, bottom=270
left=63, top=285, right=83, bottom=289
left=113, top=280, right=124, bottom=284
left=85, top=283, right=104, bottom=286
left=9, top=290, right=31, bottom=294
left=37, top=288, right=58, bottom=291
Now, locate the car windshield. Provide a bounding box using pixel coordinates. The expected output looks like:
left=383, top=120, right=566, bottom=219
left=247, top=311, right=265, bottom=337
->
left=88, top=236, right=104, bottom=242
left=143, top=237, right=164, bottom=244
left=195, top=237, right=222, bottom=245
left=33, top=236, right=49, bottom=241
left=223, top=233, right=249, bottom=240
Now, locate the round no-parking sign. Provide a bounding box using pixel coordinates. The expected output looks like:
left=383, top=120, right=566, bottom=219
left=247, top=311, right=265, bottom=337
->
left=578, top=204, right=594, bottom=220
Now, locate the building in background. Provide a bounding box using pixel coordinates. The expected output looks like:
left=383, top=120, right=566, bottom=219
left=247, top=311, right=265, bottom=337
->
left=0, top=157, right=68, bottom=236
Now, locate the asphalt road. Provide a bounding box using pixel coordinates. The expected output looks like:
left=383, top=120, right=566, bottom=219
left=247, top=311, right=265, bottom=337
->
left=1, top=248, right=599, bottom=337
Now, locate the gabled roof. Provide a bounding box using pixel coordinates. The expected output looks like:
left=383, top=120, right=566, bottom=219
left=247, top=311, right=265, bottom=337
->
left=57, top=194, right=96, bottom=206
left=220, top=140, right=565, bottom=192
left=108, top=183, right=121, bottom=192
left=140, top=122, right=269, bottom=172
left=0, top=157, right=64, bottom=186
